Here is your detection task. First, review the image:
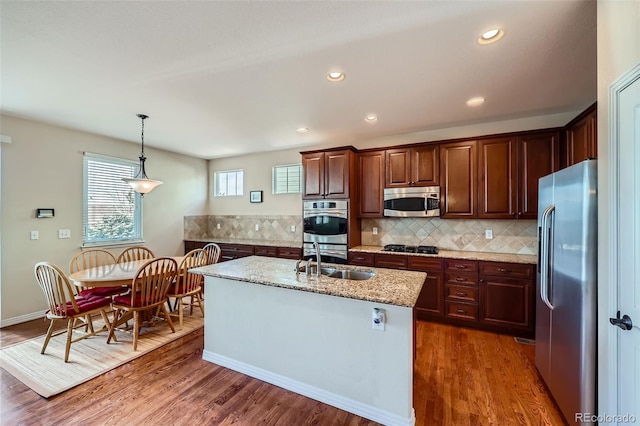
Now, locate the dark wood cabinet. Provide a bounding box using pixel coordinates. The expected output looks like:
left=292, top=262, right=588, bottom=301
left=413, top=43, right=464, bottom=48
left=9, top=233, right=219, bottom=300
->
left=184, top=241, right=301, bottom=262
left=479, top=261, right=534, bottom=335
left=348, top=251, right=376, bottom=266
left=254, top=245, right=277, bottom=257
left=517, top=131, right=560, bottom=219
left=565, top=104, right=597, bottom=168
left=357, top=150, right=385, bottom=217
left=440, top=140, right=477, bottom=218
left=374, top=253, right=407, bottom=269
left=276, top=247, right=302, bottom=259
left=478, top=137, right=517, bottom=219
left=443, top=259, right=479, bottom=321
left=217, top=243, right=255, bottom=262
left=302, top=148, right=355, bottom=199
left=385, top=145, right=439, bottom=188
left=408, top=257, right=443, bottom=319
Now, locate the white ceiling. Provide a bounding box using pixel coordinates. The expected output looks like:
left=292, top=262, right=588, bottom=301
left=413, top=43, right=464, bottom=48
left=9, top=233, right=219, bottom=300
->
left=1, top=1, right=596, bottom=160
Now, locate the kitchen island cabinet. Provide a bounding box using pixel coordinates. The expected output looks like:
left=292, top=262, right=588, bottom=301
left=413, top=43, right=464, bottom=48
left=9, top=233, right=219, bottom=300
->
left=192, top=256, right=425, bottom=426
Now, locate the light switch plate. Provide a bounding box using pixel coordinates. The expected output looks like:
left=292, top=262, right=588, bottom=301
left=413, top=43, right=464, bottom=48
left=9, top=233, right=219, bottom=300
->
left=485, top=229, right=493, bottom=239
left=58, top=229, right=71, bottom=239
left=372, top=227, right=378, bottom=235
left=290, top=225, right=296, bottom=232
left=30, top=230, right=39, bottom=240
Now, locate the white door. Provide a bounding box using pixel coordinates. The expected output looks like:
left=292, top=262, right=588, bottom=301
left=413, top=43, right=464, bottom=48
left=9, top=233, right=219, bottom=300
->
left=611, top=63, right=640, bottom=422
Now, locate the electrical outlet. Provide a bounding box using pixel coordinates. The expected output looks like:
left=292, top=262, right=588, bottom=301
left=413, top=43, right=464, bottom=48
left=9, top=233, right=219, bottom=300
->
left=485, top=229, right=493, bottom=240
left=30, top=230, right=39, bottom=240
left=290, top=225, right=296, bottom=232
left=216, top=223, right=221, bottom=230
left=255, top=224, right=259, bottom=231
left=372, top=308, right=385, bottom=331
left=372, top=227, right=378, bottom=235
left=58, top=229, right=71, bottom=239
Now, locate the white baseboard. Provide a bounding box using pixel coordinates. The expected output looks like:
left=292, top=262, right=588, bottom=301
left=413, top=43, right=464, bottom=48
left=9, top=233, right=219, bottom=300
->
left=203, top=350, right=415, bottom=426
left=1, top=310, right=46, bottom=328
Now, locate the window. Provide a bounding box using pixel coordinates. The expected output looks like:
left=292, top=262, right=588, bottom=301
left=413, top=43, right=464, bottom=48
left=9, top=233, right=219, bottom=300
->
left=214, top=169, right=244, bottom=196
left=83, top=153, right=142, bottom=245
left=272, top=164, right=302, bottom=194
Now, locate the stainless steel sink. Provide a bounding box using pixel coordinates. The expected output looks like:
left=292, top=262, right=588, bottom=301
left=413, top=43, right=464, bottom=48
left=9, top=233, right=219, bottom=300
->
left=302, top=265, right=376, bottom=281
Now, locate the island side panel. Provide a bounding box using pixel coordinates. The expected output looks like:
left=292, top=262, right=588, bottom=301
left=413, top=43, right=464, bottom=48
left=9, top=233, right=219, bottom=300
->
left=203, top=275, right=414, bottom=422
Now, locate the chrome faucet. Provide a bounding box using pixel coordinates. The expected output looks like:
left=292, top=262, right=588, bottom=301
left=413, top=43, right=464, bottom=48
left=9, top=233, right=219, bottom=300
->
left=313, top=242, right=321, bottom=277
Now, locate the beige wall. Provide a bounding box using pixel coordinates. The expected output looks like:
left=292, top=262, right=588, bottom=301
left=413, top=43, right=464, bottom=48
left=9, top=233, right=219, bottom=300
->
left=0, top=115, right=209, bottom=324
left=596, top=0, right=640, bottom=416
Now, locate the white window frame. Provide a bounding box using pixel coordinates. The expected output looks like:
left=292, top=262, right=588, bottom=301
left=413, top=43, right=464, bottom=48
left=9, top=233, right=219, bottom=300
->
left=83, top=152, right=143, bottom=247
left=214, top=169, right=244, bottom=197
left=272, top=163, right=302, bottom=194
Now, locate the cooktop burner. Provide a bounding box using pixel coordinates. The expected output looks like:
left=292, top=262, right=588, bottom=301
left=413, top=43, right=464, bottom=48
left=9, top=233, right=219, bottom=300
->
left=382, top=244, right=438, bottom=254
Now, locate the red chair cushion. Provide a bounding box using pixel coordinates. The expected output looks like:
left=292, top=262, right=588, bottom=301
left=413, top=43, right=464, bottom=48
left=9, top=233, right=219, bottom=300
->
left=113, top=292, right=145, bottom=307
left=79, top=286, right=128, bottom=298
left=53, top=294, right=110, bottom=316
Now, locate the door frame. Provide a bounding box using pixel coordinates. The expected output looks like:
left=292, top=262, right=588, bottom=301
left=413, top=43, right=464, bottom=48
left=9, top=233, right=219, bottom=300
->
left=601, top=61, right=640, bottom=418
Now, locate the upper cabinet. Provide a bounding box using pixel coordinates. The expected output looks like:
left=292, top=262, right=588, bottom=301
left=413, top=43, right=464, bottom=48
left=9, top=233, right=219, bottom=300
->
left=564, top=103, right=597, bottom=168
left=357, top=150, right=385, bottom=217
left=478, top=137, right=517, bottom=219
left=440, top=140, right=477, bottom=218
left=302, top=147, right=356, bottom=199
left=385, top=145, right=439, bottom=188
left=517, top=131, right=560, bottom=219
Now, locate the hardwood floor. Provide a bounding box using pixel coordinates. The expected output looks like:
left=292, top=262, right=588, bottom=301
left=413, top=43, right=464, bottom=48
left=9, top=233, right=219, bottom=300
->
left=1, top=319, right=565, bottom=425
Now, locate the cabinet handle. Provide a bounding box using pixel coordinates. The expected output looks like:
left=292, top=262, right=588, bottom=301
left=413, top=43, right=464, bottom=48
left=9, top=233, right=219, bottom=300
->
left=455, top=291, right=466, bottom=296
left=498, top=268, right=512, bottom=273
left=456, top=309, right=467, bottom=314
left=454, top=264, right=467, bottom=269
left=455, top=277, right=466, bottom=282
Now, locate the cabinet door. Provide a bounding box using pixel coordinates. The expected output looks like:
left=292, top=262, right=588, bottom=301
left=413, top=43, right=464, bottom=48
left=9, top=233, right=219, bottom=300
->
left=440, top=141, right=477, bottom=218
left=325, top=150, right=350, bottom=198
left=478, top=137, right=517, bottom=219
left=517, top=131, right=560, bottom=219
left=358, top=151, right=385, bottom=217
left=415, top=272, right=444, bottom=317
left=413, top=145, right=439, bottom=186
left=566, top=108, right=597, bottom=167
left=479, top=275, right=533, bottom=330
left=302, top=152, right=324, bottom=198
left=385, top=148, right=411, bottom=187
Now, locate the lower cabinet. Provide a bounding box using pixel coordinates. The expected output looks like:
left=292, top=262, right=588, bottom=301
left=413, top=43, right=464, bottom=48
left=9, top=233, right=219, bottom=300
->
left=184, top=241, right=301, bottom=262
left=408, top=257, right=443, bottom=319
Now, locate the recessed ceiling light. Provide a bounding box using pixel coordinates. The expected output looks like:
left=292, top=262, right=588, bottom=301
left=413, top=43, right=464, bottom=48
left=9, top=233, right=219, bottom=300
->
left=327, top=72, right=345, bottom=82
left=296, top=127, right=309, bottom=133
left=478, top=28, right=504, bottom=44
left=466, top=97, right=485, bottom=107
left=365, top=114, right=378, bottom=122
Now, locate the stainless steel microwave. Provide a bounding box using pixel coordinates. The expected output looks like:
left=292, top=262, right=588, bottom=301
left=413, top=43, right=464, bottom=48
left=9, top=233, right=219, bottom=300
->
left=383, top=187, right=440, bottom=217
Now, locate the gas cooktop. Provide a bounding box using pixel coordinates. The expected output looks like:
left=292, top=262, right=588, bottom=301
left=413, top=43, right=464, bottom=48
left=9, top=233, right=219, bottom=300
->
left=382, top=244, right=438, bottom=254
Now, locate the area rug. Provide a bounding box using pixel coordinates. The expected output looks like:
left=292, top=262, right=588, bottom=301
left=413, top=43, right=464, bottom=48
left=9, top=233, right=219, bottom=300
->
left=0, top=315, right=203, bottom=398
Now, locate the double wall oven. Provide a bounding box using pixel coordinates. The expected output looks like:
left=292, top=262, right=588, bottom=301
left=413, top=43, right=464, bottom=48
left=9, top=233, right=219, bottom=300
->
left=303, top=200, right=349, bottom=264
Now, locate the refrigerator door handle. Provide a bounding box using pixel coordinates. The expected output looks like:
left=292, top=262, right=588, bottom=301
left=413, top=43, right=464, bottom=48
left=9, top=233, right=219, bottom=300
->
left=539, top=205, right=555, bottom=310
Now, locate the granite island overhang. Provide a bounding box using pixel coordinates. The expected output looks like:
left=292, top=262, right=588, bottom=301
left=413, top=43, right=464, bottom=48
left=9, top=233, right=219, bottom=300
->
left=191, top=256, right=427, bottom=426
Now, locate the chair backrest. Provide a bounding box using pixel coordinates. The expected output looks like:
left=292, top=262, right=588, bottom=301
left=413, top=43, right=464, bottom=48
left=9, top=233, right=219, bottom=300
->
left=69, top=248, right=117, bottom=274
left=117, top=246, right=155, bottom=263
left=129, top=257, right=177, bottom=308
left=34, top=262, right=79, bottom=319
left=176, top=249, right=208, bottom=295
left=203, top=243, right=221, bottom=265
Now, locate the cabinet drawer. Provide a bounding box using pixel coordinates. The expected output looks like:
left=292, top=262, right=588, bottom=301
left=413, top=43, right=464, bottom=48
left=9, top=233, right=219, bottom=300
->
left=348, top=252, right=376, bottom=266
left=184, top=240, right=206, bottom=254
left=445, top=272, right=478, bottom=287
left=277, top=247, right=302, bottom=259
left=445, top=301, right=478, bottom=320
left=254, top=245, right=277, bottom=257
left=218, top=243, right=254, bottom=261
left=479, top=261, right=534, bottom=279
left=375, top=253, right=408, bottom=269
left=408, top=256, right=443, bottom=271
left=444, top=259, right=478, bottom=272
left=445, top=284, right=478, bottom=303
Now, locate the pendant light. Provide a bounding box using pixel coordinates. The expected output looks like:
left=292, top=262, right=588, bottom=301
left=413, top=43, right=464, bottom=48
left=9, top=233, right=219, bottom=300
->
left=122, top=114, right=162, bottom=195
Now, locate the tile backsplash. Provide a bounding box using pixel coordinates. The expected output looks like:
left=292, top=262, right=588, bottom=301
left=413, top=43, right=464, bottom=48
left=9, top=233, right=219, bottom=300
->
left=185, top=215, right=538, bottom=255
left=361, top=218, right=538, bottom=255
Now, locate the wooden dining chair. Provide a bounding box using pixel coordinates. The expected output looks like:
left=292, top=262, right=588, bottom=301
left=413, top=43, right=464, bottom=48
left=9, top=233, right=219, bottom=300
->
left=167, top=249, right=206, bottom=329
left=107, top=257, right=178, bottom=351
left=34, top=262, right=112, bottom=362
left=116, top=246, right=155, bottom=264
left=203, top=243, right=221, bottom=265
left=69, top=249, right=127, bottom=298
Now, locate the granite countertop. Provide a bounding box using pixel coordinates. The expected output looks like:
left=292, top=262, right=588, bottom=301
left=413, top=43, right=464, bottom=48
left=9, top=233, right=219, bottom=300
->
left=185, top=238, right=302, bottom=248
left=350, top=245, right=538, bottom=265
left=191, top=256, right=426, bottom=308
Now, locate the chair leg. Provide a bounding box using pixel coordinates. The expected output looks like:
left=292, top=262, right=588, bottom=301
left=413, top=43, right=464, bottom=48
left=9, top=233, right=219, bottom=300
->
left=41, top=319, right=56, bottom=355
left=178, top=298, right=184, bottom=330
left=106, top=308, right=122, bottom=344
left=64, top=318, right=74, bottom=362
left=195, top=293, right=205, bottom=317
left=133, top=311, right=140, bottom=351
left=159, top=305, right=176, bottom=333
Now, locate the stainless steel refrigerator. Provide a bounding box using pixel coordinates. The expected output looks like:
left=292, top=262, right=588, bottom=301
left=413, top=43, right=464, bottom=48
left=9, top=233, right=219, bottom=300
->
left=536, top=159, right=597, bottom=425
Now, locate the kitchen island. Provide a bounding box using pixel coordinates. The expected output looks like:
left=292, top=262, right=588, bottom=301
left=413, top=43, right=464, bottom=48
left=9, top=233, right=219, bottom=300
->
left=191, top=256, right=426, bottom=426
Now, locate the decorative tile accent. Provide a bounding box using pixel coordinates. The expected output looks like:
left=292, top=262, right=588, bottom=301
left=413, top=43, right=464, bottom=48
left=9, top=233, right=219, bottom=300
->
left=362, top=218, right=538, bottom=255
left=184, top=215, right=303, bottom=242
